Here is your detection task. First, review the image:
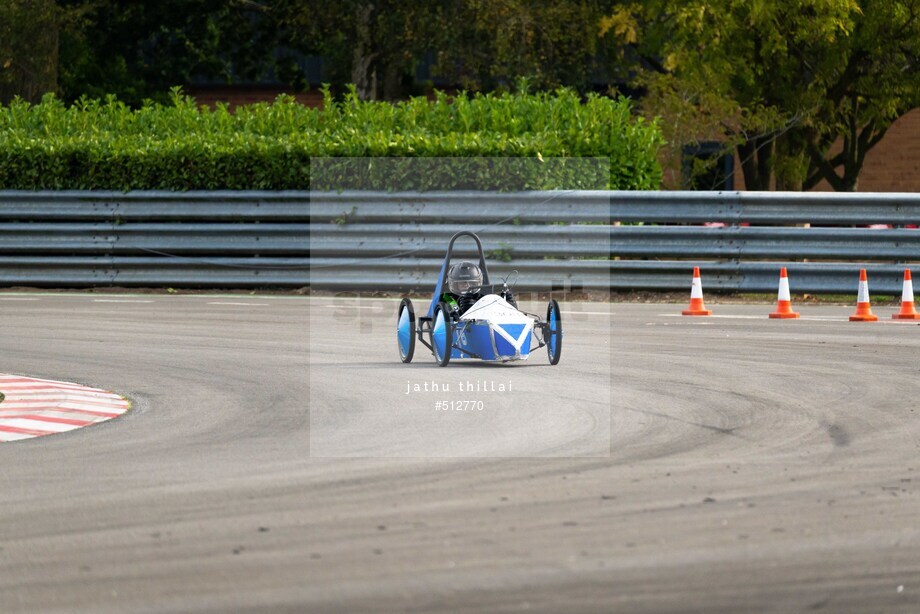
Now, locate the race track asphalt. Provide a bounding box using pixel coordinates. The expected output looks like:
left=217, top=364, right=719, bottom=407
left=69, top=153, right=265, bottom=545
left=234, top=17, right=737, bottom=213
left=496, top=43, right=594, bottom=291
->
left=0, top=294, right=918, bottom=613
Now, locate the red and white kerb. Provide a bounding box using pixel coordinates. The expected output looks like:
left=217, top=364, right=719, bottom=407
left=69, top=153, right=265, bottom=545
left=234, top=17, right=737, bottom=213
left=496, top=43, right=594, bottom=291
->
left=0, top=374, right=130, bottom=442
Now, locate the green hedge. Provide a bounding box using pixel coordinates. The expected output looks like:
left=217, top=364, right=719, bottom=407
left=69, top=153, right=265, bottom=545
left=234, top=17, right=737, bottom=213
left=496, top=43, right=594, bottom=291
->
left=0, top=87, right=664, bottom=191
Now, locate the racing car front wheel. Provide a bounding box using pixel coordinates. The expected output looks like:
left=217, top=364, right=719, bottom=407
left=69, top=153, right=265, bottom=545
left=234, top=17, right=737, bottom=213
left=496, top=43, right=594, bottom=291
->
left=546, top=299, right=562, bottom=365
left=431, top=302, right=453, bottom=367
left=397, top=298, right=416, bottom=363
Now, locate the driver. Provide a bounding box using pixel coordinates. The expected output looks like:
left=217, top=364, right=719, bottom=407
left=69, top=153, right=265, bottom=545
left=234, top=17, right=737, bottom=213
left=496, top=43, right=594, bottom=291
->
left=444, top=261, right=517, bottom=315
left=445, top=261, right=484, bottom=315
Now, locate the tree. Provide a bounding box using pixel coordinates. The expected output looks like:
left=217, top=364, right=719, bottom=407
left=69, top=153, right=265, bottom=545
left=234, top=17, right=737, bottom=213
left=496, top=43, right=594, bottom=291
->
left=433, top=0, right=616, bottom=93
left=0, top=0, right=59, bottom=103
left=802, top=0, right=920, bottom=190
left=276, top=0, right=436, bottom=100
left=606, top=1, right=920, bottom=191
left=56, top=0, right=283, bottom=106
left=276, top=1, right=632, bottom=100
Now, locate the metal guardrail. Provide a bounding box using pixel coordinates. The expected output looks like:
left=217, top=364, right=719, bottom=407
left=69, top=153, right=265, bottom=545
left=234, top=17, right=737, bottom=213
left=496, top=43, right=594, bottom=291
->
left=0, top=190, right=918, bottom=292
left=0, top=191, right=311, bottom=286
left=314, top=190, right=920, bottom=225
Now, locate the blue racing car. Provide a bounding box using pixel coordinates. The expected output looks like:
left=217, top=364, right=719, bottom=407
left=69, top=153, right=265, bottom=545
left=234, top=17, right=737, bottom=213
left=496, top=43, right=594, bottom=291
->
left=396, top=231, right=562, bottom=367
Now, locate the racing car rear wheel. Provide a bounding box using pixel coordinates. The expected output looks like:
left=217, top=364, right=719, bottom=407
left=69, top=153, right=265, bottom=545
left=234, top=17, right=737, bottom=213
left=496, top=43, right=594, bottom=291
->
left=397, top=298, right=416, bottom=363
left=546, top=299, right=562, bottom=365
left=431, top=302, right=453, bottom=367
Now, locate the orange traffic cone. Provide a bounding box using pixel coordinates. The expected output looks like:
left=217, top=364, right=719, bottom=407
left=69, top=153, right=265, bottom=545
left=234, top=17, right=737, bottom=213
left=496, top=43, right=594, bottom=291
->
left=849, top=269, right=878, bottom=322
left=769, top=267, right=800, bottom=319
left=682, top=267, right=712, bottom=316
left=892, top=269, right=920, bottom=320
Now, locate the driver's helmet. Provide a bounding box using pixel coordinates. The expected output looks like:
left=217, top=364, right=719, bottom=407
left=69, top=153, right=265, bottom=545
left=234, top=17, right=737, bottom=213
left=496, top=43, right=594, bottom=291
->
left=447, top=261, right=483, bottom=295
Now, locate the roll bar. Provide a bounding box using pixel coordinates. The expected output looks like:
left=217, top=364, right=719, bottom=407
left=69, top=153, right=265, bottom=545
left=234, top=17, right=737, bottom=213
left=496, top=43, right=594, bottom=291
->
left=426, top=231, right=491, bottom=317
